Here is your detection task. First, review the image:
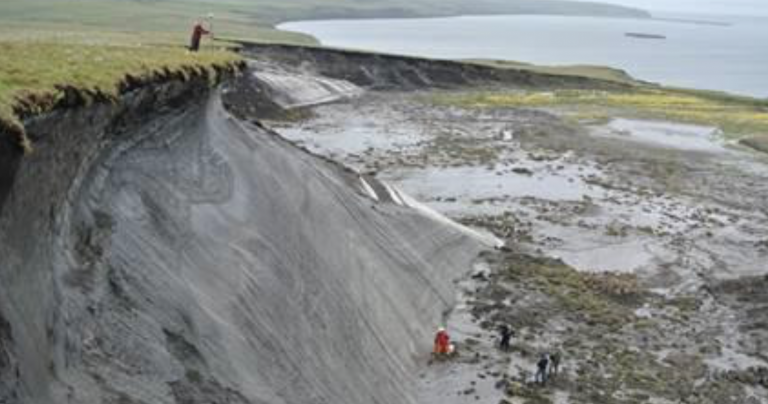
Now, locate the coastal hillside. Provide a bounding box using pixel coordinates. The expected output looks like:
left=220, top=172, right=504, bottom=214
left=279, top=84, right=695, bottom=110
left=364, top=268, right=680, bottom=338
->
left=0, top=0, right=649, bottom=44
left=3, top=0, right=767, bottom=403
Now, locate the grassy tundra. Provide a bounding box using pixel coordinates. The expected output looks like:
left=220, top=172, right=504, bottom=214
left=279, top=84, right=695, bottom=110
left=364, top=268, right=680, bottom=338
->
left=0, top=32, right=241, bottom=151
left=3, top=0, right=767, bottom=153
left=0, top=0, right=648, bottom=41
left=0, top=0, right=646, bottom=152
left=434, top=88, right=768, bottom=151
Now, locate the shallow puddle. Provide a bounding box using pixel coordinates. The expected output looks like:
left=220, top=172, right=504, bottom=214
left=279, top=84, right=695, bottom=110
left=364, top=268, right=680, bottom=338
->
left=593, top=118, right=725, bottom=153
left=280, top=122, right=425, bottom=156
left=382, top=164, right=605, bottom=205
left=252, top=68, right=362, bottom=108
left=547, top=231, right=661, bottom=273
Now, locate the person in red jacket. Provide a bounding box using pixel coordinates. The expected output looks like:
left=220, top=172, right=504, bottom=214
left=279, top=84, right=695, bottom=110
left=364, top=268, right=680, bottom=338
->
left=433, top=327, right=451, bottom=356
left=189, top=20, right=211, bottom=52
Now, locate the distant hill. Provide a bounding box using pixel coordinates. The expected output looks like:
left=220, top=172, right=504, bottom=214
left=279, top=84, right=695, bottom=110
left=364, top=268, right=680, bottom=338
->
left=0, top=0, right=650, bottom=43
left=236, top=0, right=651, bottom=23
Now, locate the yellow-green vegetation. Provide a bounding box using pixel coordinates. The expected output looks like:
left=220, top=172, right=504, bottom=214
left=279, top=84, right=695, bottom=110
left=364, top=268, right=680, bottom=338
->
left=434, top=88, right=768, bottom=143
left=0, top=0, right=647, bottom=42
left=0, top=0, right=320, bottom=153
left=504, top=382, right=554, bottom=404
left=0, top=0, right=317, bottom=46
left=467, top=59, right=639, bottom=85
left=504, top=256, right=642, bottom=330
left=574, top=346, right=708, bottom=404
left=425, top=130, right=501, bottom=166
left=0, top=0, right=649, bottom=155
left=0, top=37, right=241, bottom=151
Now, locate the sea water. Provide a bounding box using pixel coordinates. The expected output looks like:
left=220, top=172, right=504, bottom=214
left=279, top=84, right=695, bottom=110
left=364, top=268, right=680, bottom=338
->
left=280, top=13, right=768, bottom=97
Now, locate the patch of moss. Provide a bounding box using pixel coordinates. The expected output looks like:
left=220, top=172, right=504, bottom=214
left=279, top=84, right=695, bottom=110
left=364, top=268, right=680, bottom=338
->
left=570, top=340, right=729, bottom=404
left=668, top=296, right=702, bottom=313
left=505, top=381, right=554, bottom=404
left=185, top=369, right=203, bottom=384
left=466, top=59, right=640, bottom=85
left=423, top=130, right=501, bottom=166
left=433, top=88, right=768, bottom=142
left=502, top=255, right=641, bottom=329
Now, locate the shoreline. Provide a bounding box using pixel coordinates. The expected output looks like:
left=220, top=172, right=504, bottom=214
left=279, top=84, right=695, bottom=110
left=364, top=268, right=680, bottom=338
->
left=276, top=14, right=768, bottom=99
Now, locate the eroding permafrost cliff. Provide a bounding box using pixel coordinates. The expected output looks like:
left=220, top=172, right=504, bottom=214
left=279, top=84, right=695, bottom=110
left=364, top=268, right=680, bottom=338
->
left=0, top=72, right=488, bottom=403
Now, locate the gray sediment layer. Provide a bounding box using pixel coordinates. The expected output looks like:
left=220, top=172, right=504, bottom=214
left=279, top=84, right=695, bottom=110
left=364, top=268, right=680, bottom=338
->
left=0, top=70, right=486, bottom=403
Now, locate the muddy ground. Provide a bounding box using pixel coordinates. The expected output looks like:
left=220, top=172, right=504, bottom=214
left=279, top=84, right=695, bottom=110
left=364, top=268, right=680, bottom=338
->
left=269, top=86, right=768, bottom=404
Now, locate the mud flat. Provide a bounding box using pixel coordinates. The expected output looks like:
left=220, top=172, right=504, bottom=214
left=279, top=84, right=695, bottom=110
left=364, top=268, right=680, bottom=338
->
left=252, top=51, right=768, bottom=403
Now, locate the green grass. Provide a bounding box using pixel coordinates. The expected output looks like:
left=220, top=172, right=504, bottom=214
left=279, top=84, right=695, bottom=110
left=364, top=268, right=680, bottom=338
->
left=0, top=0, right=723, bottom=157
left=0, top=0, right=318, bottom=154
left=0, top=0, right=317, bottom=45
left=0, top=0, right=648, bottom=52
left=434, top=88, right=768, bottom=143
left=0, top=37, right=241, bottom=151
left=0, top=0, right=652, bottom=154
left=503, top=256, right=641, bottom=329
left=0, top=0, right=649, bottom=33
left=466, top=59, right=640, bottom=85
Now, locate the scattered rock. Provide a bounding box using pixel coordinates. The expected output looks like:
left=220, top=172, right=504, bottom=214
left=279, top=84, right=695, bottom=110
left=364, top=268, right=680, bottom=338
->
left=512, top=167, right=534, bottom=176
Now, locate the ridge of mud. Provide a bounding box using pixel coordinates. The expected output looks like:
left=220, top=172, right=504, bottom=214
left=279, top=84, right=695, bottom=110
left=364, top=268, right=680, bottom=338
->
left=241, top=43, right=632, bottom=91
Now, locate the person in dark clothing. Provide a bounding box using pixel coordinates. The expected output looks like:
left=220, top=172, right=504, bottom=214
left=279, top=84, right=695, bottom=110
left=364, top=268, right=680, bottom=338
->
left=535, top=354, right=549, bottom=385
left=189, top=20, right=210, bottom=52
left=499, top=324, right=513, bottom=351
left=549, top=351, right=561, bottom=377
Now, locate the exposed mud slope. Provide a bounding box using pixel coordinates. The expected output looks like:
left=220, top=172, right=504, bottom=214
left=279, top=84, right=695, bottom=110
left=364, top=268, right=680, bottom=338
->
left=273, top=80, right=768, bottom=403
left=0, top=73, right=224, bottom=404
left=223, top=61, right=363, bottom=121
left=242, top=43, right=631, bottom=91
left=0, top=77, right=487, bottom=402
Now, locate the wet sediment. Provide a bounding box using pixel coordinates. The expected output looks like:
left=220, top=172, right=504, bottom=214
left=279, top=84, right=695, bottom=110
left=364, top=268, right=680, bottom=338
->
left=2, top=44, right=767, bottom=404
left=262, top=60, right=768, bottom=403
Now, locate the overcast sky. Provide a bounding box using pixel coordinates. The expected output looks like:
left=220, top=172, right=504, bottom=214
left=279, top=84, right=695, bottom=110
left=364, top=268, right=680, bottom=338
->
left=592, top=0, right=767, bottom=16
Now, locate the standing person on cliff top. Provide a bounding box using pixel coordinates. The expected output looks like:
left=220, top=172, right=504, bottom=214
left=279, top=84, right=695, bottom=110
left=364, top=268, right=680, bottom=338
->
left=189, top=18, right=212, bottom=52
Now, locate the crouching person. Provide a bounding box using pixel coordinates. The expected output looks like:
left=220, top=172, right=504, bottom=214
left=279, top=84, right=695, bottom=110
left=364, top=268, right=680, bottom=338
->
left=433, top=327, right=455, bottom=359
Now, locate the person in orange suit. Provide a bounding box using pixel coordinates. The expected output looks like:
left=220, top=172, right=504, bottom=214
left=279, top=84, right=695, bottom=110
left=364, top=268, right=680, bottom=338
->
left=434, top=327, right=451, bottom=356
